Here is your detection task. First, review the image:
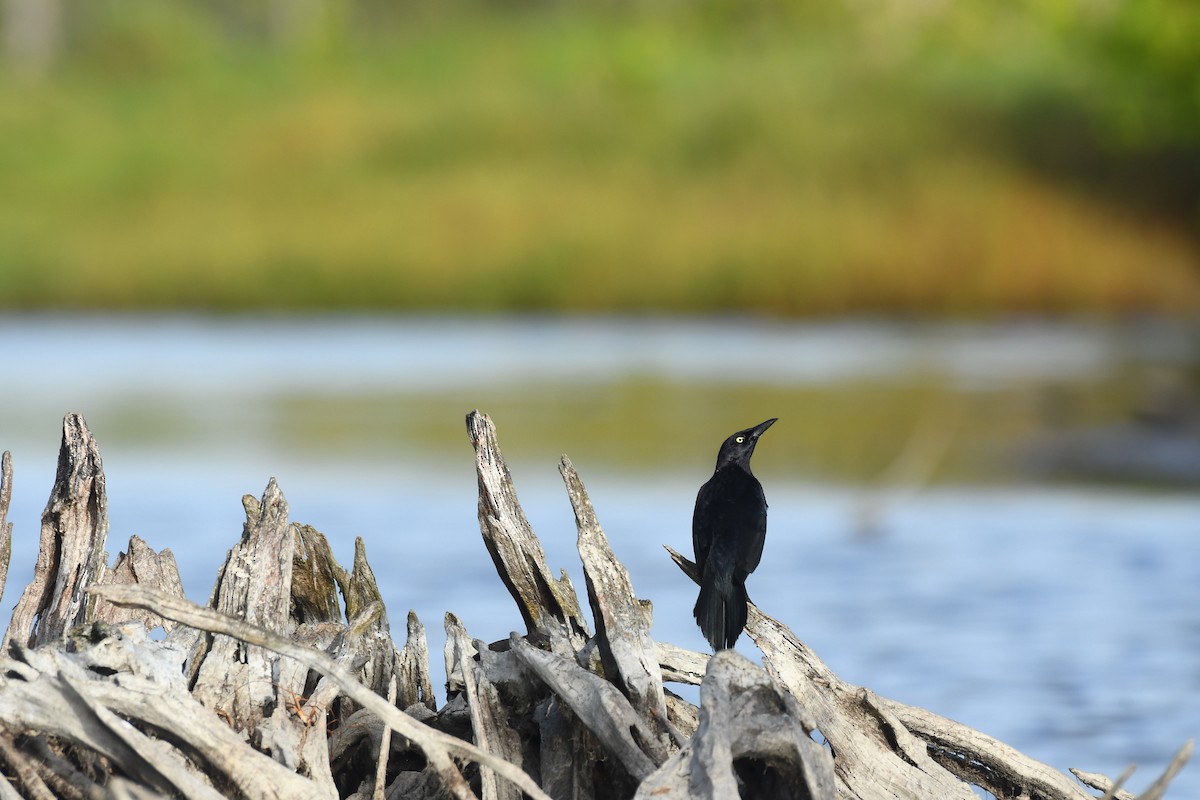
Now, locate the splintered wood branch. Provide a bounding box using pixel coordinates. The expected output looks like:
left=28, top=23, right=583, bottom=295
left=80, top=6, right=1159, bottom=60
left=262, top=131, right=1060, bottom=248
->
left=4, top=413, right=110, bottom=649
left=561, top=455, right=675, bottom=753
left=0, top=451, right=12, bottom=603
left=1072, top=765, right=1137, bottom=800
left=90, top=583, right=553, bottom=800
left=467, top=410, right=590, bottom=654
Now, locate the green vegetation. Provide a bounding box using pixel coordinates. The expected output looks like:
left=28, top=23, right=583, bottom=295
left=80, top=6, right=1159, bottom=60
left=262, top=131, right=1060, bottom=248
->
left=1, top=0, right=1198, bottom=314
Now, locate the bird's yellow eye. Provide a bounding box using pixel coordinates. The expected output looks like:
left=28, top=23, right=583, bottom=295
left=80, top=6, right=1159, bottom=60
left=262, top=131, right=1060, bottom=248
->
left=735, top=436, right=745, bottom=443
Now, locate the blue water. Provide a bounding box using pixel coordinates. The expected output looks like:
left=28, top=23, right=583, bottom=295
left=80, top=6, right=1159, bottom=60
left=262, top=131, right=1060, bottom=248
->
left=0, top=314, right=1196, bottom=796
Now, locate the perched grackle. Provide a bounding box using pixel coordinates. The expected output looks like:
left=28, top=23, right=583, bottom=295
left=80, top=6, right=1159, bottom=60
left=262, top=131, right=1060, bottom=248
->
left=692, top=418, right=777, bottom=650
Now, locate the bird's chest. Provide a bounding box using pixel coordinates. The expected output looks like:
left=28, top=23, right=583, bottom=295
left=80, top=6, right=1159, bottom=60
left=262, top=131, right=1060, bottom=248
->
left=695, top=472, right=766, bottom=535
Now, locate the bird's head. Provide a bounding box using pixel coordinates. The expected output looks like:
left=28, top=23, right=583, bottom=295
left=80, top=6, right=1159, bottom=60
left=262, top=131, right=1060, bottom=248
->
left=715, top=418, right=777, bottom=469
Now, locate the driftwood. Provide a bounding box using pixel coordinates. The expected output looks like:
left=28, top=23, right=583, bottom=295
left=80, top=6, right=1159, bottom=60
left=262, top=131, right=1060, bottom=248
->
left=0, top=411, right=1191, bottom=800
left=0, top=451, right=12, bottom=607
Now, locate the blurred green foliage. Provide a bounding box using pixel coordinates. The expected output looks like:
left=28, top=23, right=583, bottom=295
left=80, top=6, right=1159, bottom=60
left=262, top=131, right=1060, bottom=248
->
left=0, top=0, right=1197, bottom=313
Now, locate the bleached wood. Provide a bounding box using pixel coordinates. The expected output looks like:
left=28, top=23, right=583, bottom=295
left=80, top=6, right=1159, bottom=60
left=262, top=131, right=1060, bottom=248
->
left=0, top=624, right=313, bottom=800
left=91, top=583, right=554, bottom=800
left=637, top=650, right=836, bottom=800
left=373, top=675, right=397, bottom=800
left=655, top=641, right=708, bottom=686
left=509, top=633, right=661, bottom=781
left=467, top=410, right=590, bottom=655
left=340, top=537, right=397, bottom=699
left=561, top=455, right=675, bottom=752
left=1073, top=765, right=1137, bottom=800
left=93, top=535, right=186, bottom=630
left=4, top=413, right=109, bottom=648
left=191, top=479, right=296, bottom=733
left=0, top=412, right=1188, bottom=800
left=0, top=451, right=11, bottom=602
left=877, top=693, right=1095, bottom=799
left=397, top=609, right=436, bottom=713
left=446, top=614, right=524, bottom=800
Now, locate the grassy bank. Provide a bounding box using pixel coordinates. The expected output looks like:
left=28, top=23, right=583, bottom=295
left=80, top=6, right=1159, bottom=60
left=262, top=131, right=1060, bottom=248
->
left=1, top=2, right=1198, bottom=314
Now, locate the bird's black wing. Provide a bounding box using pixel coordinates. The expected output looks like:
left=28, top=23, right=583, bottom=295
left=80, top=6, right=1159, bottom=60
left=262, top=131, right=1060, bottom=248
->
left=692, top=474, right=718, bottom=571
left=735, top=477, right=768, bottom=575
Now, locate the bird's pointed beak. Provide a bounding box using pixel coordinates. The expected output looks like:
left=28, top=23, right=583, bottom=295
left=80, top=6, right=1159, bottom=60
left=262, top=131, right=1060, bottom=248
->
left=750, top=418, right=778, bottom=439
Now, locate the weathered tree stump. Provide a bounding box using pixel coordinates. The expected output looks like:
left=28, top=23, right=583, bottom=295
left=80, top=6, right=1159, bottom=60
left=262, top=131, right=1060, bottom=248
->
left=0, top=411, right=1190, bottom=800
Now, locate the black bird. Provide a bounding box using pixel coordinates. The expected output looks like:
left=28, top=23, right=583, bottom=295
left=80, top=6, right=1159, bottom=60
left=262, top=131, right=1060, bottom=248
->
left=692, top=418, right=776, bottom=651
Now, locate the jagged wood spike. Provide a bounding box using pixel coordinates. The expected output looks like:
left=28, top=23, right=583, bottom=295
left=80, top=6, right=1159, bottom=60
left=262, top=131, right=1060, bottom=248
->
left=92, top=536, right=186, bottom=631
left=560, top=455, right=675, bottom=751
left=397, top=610, right=436, bottom=713
left=0, top=452, right=12, bottom=605
left=191, top=479, right=295, bottom=733
left=4, top=413, right=109, bottom=649
left=467, top=410, right=590, bottom=656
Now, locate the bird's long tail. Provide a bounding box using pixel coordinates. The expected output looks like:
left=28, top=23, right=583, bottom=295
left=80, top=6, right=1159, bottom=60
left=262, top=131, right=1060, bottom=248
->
left=693, top=566, right=748, bottom=651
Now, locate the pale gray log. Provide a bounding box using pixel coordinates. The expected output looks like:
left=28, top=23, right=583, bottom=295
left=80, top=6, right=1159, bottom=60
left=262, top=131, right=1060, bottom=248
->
left=508, top=634, right=659, bottom=781
left=4, top=413, right=110, bottom=648
left=467, top=410, right=589, bottom=655
left=636, top=650, right=836, bottom=800
left=655, top=641, right=708, bottom=686
left=560, top=456, right=674, bottom=755
left=3, top=639, right=221, bottom=800
left=59, top=671, right=227, bottom=799
left=877, top=694, right=1098, bottom=800
left=446, top=614, right=523, bottom=800
left=92, top=583, right=553, bottom=800
left=2, top=624, right=321, bottom=800
left=748, top=599, right=981, bottom=798
left=192, top=479, right=296, bottom=733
